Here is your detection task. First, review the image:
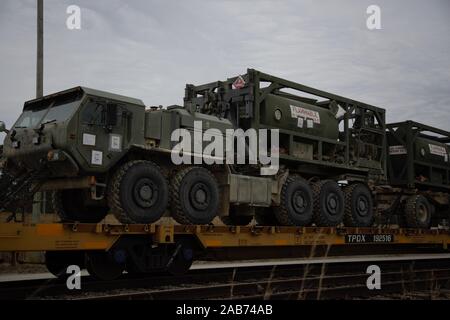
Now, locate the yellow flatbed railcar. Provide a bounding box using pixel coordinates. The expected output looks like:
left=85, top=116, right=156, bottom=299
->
left=1, top=223, right=449, bottom=280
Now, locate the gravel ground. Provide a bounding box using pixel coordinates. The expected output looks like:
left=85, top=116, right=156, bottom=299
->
left=0, top=263, right=48, bottom=274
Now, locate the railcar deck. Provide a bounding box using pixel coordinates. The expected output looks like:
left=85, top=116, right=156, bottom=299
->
left=0, top=223, right=449, bottom=253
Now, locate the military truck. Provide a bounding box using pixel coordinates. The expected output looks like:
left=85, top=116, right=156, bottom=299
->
left=0, top=69, right=388, bottom=227
left=378, top=121, right=450, bottom=228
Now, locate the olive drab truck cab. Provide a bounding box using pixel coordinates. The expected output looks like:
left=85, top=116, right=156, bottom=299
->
left=2, top=87, right=146, bottom=176
left=0, top=87, right=147, bottom=220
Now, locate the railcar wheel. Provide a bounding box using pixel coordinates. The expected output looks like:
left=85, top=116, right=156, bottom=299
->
left=220, top=206, right=253, bottom=226
left=275, top=175, right=313, bottom=226
left=166, top=244, right=194, bottom=276
left=312, top=180, right=344, bottom=227
left=109, top=160, right=169, bottom=224
left=405, top=195, right=432, bottom=228
left=171, top=167, right=219, bottom=225
left=45, top=251, right=85, bottom=278
left=53, top=190, right=108, bottom=223
left=85, top=252, right=124, bottom=281
left=343, top=183, right=374, bottom=227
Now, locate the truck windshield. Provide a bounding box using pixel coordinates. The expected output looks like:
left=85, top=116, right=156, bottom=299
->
left=14, top=93, right=82, bottom=129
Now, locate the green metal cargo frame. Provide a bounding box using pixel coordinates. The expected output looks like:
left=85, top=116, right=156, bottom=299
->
left=184, top=69, right=387, bottom=181
left=387, top=120, right=450, bottom=190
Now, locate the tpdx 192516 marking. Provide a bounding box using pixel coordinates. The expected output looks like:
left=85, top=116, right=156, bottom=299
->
left=345, top=234, right=394, bottom=244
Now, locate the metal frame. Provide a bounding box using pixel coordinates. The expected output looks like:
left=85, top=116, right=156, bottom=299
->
left=1, top=222, right=449, bottom=252
left=184, top=69, right=386, bottom=180
left=387, top=120, right=450, bottom=190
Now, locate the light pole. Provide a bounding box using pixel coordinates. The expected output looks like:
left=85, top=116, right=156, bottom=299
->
left=36, top=0, right=43, bottom=98
left=32, top=0, right=44, bottom=222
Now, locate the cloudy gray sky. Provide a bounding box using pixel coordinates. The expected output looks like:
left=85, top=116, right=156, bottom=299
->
left=1, top=0, right=449, bottom=142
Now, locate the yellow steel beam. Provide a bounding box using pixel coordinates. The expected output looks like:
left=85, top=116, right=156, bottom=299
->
left=0, top=223, right=449, bottom=252
left=0, top=223, right=120, bottom=252
left=175, top=225, right=450, bottom=249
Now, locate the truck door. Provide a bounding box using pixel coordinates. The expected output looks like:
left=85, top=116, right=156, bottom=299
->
left=78, top=98, right=126, bottom=171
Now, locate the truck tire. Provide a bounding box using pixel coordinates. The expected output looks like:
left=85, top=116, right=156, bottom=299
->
left=343, top=183, right=374, bottom=227
left=109, top=160, right=169, bottom=224
left=53, top=189, right=108, bottom=223
left=171, top=167, right=219, bottom=225
left=312, top=180, right=344, bottom=227
left=275, top=175, right=313, bottom=226
left=405, top=195, right=432, bottom=228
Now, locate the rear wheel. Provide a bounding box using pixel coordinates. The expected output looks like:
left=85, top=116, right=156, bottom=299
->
left=275, top=175, right=313, bottom=226
left=53, top=189, right=108, bottom=223
left=171, top=167, right=219, bottom=225
left=109, top=160, right=169, bottom=224
left=86, top=251, right=124, bottom=281
left=343, top=183, right=374, bottom=227
left=312, top=180, right=344, bottom=227
left=405, top=195, right=432, bottom=228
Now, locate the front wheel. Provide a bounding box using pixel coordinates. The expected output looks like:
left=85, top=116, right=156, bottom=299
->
left=53, top=189, right=108, bottom=223
left=108, top=160, right=169, bottom=224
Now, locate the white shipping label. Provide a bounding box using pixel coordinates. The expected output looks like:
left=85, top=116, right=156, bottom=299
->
left=297, top=118, right=304, bottom=128
left=83, top=133, right=96, bottom=146
left=306, top=119, right=314, bottom=128
left=110, top=134, right=122, bottom=151
left=290, top=105, right=320, bottom=124
left=389, top=145, right=407, bottom=155
left=429, top=144, right=448, bottom=159
left=91, top=150, right=103, bottom=165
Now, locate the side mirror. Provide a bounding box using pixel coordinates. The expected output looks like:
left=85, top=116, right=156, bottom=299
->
left=0, top=121, right=8, bottom=134
left=106, top=103, right=118, bottom=127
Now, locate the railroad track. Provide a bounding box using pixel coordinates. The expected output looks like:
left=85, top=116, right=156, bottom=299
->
left=1, top=256, right=450, bottom=300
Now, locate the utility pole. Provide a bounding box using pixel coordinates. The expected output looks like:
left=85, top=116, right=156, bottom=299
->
left=36, top=0, right=44, bottom=98
left=32, top=0, right=44, bottom=223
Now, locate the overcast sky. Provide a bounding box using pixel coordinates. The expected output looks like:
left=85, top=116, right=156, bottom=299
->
left=1, top=0, right=449, bottom=142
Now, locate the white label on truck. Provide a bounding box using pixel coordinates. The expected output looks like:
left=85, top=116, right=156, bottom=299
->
left=389, top=145, right=407, bottom=155
left=290, top=105, right=320, bottom=124
left=109, top=134, right=122, bottom=152
left=429, top=144, right=448, bottom=161
left=91, top=150, right=103, bottom=165
left=83, top=133, right=96, bottom=146
left=307, top=119, right=314, bottom=128
left=297, top=118, right=304, bottom=128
